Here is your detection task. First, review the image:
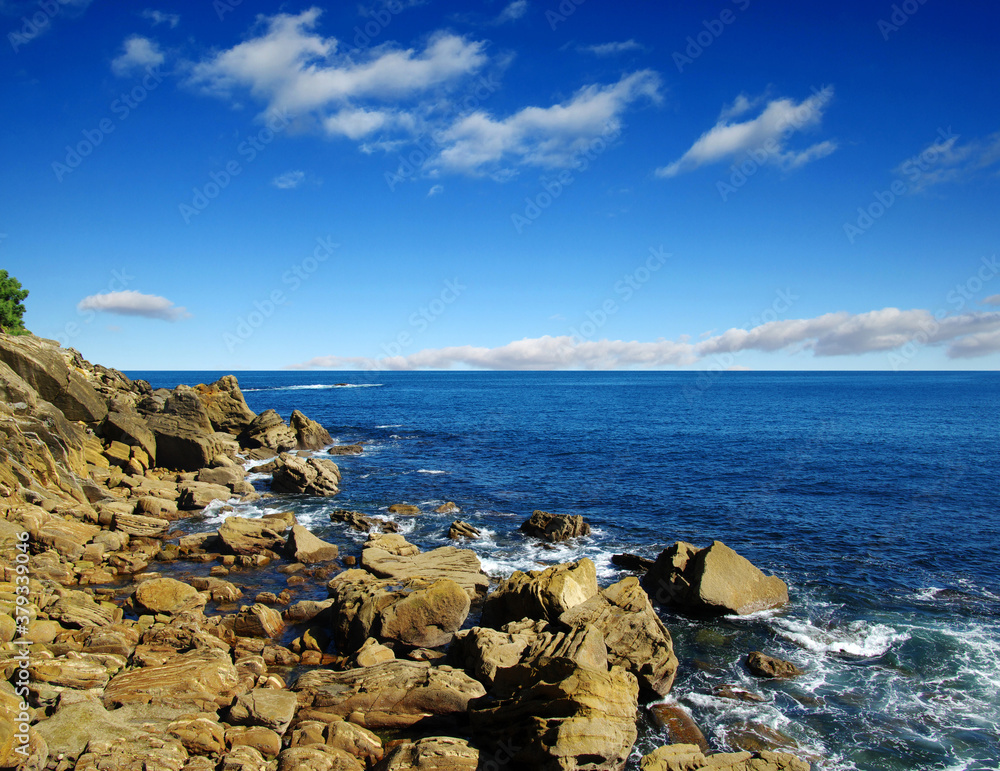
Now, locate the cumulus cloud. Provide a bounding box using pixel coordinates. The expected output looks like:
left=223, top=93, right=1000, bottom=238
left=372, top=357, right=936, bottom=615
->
left=895, top=130, right=1000, bottom=191
left=657, top=87, right=837, bottom=177
left=427, top=184, right=444, bottom=196
left=111, top=35, right=165, bottom=77
left=77, top=291, right=190, bottom=321
left=290, top=307, right=1000, bottom=370
left=578, top=40, right=643, bottom=56
left=437, top=70, right=661, bottom=172
left=983, top=294, right=1000, bottom=306
left=142, top=9, right=179, bottom=28
left=272, top=170, right=305, bottom=189
left=495, top=0, right=527, bottom=23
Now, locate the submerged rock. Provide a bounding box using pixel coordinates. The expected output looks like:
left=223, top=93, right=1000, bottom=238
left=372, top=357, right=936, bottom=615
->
left=643, top=540, right=788, bottom=616
left=746, top=651, right=803, bottom=679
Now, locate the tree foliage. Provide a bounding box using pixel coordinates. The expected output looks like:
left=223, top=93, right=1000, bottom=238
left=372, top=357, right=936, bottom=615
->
left=0, top=270, right=29, bottom=335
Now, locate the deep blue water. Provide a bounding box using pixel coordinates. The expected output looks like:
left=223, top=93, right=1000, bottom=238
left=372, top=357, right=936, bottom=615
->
left=130, top=370, right=1000, bottom=771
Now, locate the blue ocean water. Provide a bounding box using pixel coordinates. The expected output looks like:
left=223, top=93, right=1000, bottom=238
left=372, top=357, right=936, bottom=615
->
left=131, top=370, right=1000, bottom=771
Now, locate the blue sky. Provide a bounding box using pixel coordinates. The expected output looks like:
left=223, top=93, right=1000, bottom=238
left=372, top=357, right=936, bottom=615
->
left=2, top=0, right=999, bottom=371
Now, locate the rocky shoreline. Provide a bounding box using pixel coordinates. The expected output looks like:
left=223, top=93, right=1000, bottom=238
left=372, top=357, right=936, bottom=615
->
left=0, top=333, right=813, bottom=771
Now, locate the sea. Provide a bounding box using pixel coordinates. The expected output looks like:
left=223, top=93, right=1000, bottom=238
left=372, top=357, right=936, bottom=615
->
left=128, top=370, right=1000, bottom=771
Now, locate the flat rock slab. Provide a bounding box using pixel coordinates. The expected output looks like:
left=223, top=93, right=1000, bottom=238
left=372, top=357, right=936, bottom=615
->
left=361, top=545, right=489, bottom=600
left=103, top=648, right=241, bottom=712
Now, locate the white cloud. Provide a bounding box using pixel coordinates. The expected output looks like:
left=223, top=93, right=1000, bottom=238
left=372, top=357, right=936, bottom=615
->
left=142, top=9, right=179, bottom=28
left=272, top=170, right=305, bottom=189
left=579, top=40, right=643, bottom=56
left=983, top=294, right=1000, bottom=306
left=657, top=87, right=836, bottom=178
left=427, top=184, right=444, bottom=196
left=111, top=35, right=165, bottom=77
left=895, top=131, right=1000, bottom=191
left=495, top=0, right=527, bottom=23
left=437, top=70, right=661, bottom=172
left=77, top=291, right=190, bottom=321
left=290, top=307, right=1000, bottom=370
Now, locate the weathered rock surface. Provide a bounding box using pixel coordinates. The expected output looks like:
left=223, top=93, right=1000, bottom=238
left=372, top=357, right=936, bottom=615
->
left=102, top=409, right=157, bottom=464
left=639, top=744, right=810, bottom=771
left=560, top=576, right=679, bottom=697
left=194, top=375, right=257, bottom=435
left=746, top=651, right=803, bottom=679
left=228, top=688, right=299, bottom=733
left=293, top=660, right=486, bottom=729
left=234, top=603, right=285, bottom=639
left=290, top=409, right=333, bottom=450
left=361, top=540, right=489, bottom=600
left=218, top=515, right=289, bottom=556
left=649, top=704, right=709, bottom=751
left=286, top=523, right=339, bottom=563
left=643, top=540, right=789, bottom=616
left=373, top=736, right=479, bottom=771
left=520, top=509, right=591, bottom=542
left=482, top=558, right=598, bottom=627
left=470, top=658, right=639, bottom=771
left=103, top=648, right=241, bottom=712
left=239, top=410, right=297, bottom=451
left=130, top=577, right=204, bottom=615
left=447, top=520, right=479, bottom=540
left=330, top=509, right=375, bottom=532
left=271, top=453, right=341, bottom=496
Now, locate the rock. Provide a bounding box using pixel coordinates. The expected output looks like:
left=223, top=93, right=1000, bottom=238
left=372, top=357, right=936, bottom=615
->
left=330, top=509, right=375, bottom=531
left=196, top=464, right=246, bottom=488
left=290, top=409, right=333, bottom=450
left=113, top=511, right=170, bottom=537
left=234, top=603, right=285, bottom=638
left=103, top=648, right=241, bottom=712
left=388, top=503, right=420, bottom=515
left=145, top=389, right=231, bottom=471
left=228, top=688, right=299, bottom=733
left=220, top=745, right=269, bottom=771
left=102, top=410, right=157, bottom=465
left=323, top=721, right=383, bottom=767
left=228, top=726, right=282, bottom=759
left=712, top=684, right=766, bottom=703
left=447, top=520, right=479, bottom=540
left=746, top=651, right=803, bottom=679
left=649, top=704, right=709, bottom=751
left=362, top=542, right=489, bottom=600
left=0, top=333, right=107, bottom=422
left=470, top=658, right=639, bottom=771
left=612, top=553, right=655, bottom=572
left=364, top=532, right=419, bottom=556
left=435, top=502, right=460, bottom=515
left=48, top=591, right=123, bottom=628
left=194, top=375, right=257, bottom=435
left=219, top=515, right=289, bottom=555
left=74, top=735, right=189, bottom=771
left=639, top=745, right=811, bottom=771
left=326, top=444, right=363, bottom=456
left=560, top=576, right=679, bottom=698
left=451, top=621, right=607, bottom=689
left=239, top=409, right=297, bottom=451
left=131, top=577, right=204, bottom=615
left=30, top=652, right=126, bottom=690
left=520, top=509, right=591, bottom=542
left=327, top=571, right=470, bottom=652
left=374, top=736, right=479, bottom=771
left=643, top=541, right=789, bottom=616
left=349, top=637, right=395, bottom=667
left=276, top=746, right=365, bottom=771
left=482, top=558, right=598, bottom=627
left=286, top=524, right=339, bottom=563
left=271, top=453, right=341, bottom=496
left=168, top=715, right=227, bottom=755
left=178, top=481, right=232, bottom=510
left=293, top=660, right=486, bottom=729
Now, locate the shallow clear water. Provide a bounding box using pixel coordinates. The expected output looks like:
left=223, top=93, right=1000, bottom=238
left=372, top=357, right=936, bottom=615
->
left=132, top=370, right=1000, bottom=771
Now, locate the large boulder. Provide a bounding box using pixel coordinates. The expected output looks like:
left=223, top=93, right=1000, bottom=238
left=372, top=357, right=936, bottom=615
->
left=293, top=660, right=486, bottom=729
left=103, top=649, right=241, bottom=712
left=145, top=414, right=227, bottom=472
left=194, top=375, right=257, bottom=435
left=130, top=577, right=204, bottom=615
left=178, top=481, right=232, bottom=510
left=560, top=576, right=679, bottom=698
left=451, top=620, right=607, bottom=689
left=286, top=524, right=339, bottom=563
left=271, top=454, right=341, bottom=496
left=640, top=744, right=810, bottom=771
left=361, top=541, right=489, bottom=600
left=470, top=658, right=639, bottom=771
left=228, top=689, right=299, bottom=734
left=327, top=570, right=470, bottom=651
left=643, top=541, right=789, bottom=616
left=520, top=509, right=591, bottom=542
left=101, top=410, right=157, bottom=466
left=290, top=409, right=333, bottom=450
left=218, top=515, right=290, bottom=556
left=481, top=558, right=598, bottom=628
left=239, top=410, right=297, bottom=451
left=373, top=736, right=479, bottom=771
left=0, top=334, right=107, bottom=423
